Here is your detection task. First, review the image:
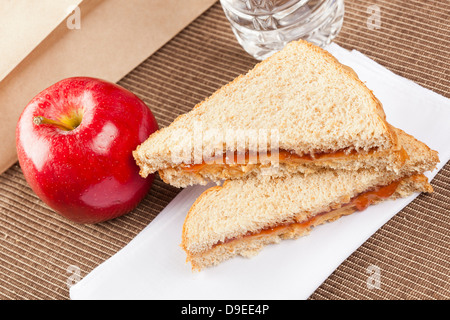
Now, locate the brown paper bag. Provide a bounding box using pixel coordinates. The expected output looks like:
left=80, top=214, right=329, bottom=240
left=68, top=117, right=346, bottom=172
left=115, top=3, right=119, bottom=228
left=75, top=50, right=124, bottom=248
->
left=0, top=0, right=83, bottom=82
left=0, top=0, right=217, bottom=174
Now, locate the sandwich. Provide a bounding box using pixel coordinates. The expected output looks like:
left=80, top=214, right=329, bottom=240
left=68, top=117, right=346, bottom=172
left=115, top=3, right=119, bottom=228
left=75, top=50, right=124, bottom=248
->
left=180, top=128, right=439, bottom=271
left=133, top=40, right=406, bottom=188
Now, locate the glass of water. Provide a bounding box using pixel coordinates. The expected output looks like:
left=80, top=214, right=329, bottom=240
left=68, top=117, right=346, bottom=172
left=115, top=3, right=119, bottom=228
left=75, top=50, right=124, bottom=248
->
left=220, top=0, right=345, bottom=60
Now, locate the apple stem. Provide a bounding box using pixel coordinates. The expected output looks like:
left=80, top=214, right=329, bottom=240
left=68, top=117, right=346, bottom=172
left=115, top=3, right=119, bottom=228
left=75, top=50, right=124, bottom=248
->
left=33, top=116, right=75, bottom=131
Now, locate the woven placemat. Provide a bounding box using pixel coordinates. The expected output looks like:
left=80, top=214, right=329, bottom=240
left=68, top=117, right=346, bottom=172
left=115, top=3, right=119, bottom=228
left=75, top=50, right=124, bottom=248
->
left=0, top=0, right=449, bottom=300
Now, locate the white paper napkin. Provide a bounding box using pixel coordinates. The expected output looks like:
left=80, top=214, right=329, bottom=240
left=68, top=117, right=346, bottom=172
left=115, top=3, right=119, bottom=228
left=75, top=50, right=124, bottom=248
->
left=70, top=43, right=450, bottom=300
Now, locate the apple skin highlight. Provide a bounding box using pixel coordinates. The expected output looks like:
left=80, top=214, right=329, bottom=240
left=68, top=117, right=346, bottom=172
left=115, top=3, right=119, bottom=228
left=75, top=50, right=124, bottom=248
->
left=16, top=77, right=159, bottom=224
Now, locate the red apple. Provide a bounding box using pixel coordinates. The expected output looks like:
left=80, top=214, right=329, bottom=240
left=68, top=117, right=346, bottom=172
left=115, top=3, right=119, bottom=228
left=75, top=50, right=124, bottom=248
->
left=16, top=77, right=158, bottom=224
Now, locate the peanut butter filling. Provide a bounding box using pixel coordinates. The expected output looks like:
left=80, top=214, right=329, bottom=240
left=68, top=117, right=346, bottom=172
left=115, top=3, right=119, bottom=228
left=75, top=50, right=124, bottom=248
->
left=177, top=148, right=407, bottom=176
left=179, top=149, right=359, bottom=173
left=212, top=179, right=402, bottom=248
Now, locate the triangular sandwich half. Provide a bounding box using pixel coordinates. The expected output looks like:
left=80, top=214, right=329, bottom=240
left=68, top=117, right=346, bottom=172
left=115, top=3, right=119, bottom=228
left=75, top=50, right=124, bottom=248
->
left=133, top=40, right=404, bottom=188
left=181, top=128, right=439, bottom=271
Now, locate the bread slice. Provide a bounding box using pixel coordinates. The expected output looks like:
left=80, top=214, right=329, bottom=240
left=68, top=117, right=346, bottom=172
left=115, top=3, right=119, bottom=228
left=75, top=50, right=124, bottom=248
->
left=158, top=135, right=407, bottom=188
left=133, top=40, right=402, bottom=187
left=181, top=128, right=439, bottom=270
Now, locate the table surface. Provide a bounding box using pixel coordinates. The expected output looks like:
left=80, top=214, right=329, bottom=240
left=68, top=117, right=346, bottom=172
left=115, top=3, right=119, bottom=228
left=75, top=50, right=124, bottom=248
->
left=0, top=0, right=449, bottom=300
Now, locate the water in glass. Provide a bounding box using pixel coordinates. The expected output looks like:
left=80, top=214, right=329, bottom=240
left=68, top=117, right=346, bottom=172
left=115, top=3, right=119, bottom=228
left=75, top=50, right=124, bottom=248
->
left=220, top=0, right=345, bottom=60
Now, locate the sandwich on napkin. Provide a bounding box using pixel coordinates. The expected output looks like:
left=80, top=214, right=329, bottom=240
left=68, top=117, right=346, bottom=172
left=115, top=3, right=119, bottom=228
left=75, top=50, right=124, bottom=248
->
left=132, top=39, right=439, bottom=271
left=133, top=40, right=407, bottom=188
left=181, top=128, right=439, bottom=270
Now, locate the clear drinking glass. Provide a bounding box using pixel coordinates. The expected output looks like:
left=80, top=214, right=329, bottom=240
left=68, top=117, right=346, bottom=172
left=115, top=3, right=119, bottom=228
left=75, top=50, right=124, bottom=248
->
left=220, top=0, right=345, bottom=60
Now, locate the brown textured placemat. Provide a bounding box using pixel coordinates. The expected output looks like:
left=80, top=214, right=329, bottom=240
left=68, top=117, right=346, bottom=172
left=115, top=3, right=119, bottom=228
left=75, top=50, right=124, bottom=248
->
left=0, top=0, right=449, bottom=300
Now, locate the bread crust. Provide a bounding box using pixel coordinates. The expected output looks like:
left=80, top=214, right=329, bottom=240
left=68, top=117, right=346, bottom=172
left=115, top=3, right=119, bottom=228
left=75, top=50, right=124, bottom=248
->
left=158, top=145, right=407, bottom=188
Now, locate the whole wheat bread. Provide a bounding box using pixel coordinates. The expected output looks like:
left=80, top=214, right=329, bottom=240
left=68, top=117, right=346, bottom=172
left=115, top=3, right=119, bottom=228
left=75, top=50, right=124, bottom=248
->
left=181, top=128, right=439, bottom=270
left=134, top=40, right=401, bottom=187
